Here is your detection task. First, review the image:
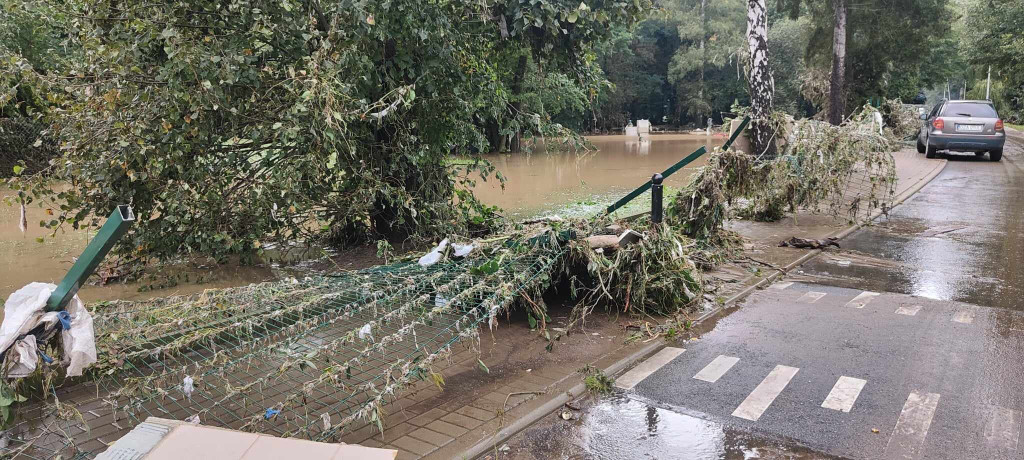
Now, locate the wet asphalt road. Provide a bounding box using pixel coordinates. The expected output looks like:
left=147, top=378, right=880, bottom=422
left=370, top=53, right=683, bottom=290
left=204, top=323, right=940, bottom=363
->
left=504, top=136, right=1024, bottom=459
left=798, top=145, right=1024, bottom=311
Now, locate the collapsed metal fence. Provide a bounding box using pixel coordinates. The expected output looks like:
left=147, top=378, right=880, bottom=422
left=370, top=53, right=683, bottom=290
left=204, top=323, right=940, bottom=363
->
left=3, top=235, right=565, bottom=459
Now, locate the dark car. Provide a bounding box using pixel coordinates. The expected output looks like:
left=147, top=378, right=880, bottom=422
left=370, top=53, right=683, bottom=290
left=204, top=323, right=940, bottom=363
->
left=917, top=100, right=1006, bottom=161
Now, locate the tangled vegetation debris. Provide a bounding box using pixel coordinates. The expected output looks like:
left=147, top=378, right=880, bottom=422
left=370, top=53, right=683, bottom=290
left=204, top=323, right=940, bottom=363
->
left=0, top=101, right=918, bottom=457
left=670, top=103, right=909, bottom=238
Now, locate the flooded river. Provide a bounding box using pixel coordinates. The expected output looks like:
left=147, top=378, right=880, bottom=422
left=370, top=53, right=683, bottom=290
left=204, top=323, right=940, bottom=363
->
left=1, top=133, right=722, bottom=302
left=474, top=134, right=724, bottom=218
left=0, top=188, right=273, bottom=303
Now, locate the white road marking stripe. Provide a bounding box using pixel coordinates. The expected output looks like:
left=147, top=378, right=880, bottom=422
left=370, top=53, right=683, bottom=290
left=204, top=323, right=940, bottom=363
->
left=846, top=291, right=880, bottom=308
left=821, top=376, right=867, bottom=413
left=615, top=347, right=685, bottom=390
left=797, top=292, right=827, bottom=303
left=731, top=365, right=799, bottom=421
left=895, top=305, right=922, bottom=316
left=693, top=355, right=740, bottom=383
left=884, top=391, right=941, bottom=459
left=984, top=405, right=1021, bottom=454
left=770, top=282, right=794, bottom=290
left=952, top=307, right=977, bottom=324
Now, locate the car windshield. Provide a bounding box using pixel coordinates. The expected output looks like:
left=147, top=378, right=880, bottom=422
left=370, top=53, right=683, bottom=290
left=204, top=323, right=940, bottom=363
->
left=942, top=102, right=998, bottom=118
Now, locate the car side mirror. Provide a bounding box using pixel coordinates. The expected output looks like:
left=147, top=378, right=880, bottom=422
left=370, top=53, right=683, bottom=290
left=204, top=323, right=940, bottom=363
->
left=919, top=113, right=928, bottom=120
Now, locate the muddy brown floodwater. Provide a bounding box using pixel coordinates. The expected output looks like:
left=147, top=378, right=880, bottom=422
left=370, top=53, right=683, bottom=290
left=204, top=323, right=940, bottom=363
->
left=0, top=188, right=274, bottom=303
left=473, top=134, right=724, bottom=218
left=2, top=133, right=722, bottom=303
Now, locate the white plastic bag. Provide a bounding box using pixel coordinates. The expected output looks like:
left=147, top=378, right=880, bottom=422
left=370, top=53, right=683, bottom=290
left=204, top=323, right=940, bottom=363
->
left=0, top=283, right=97, bottom=378
left=417, top=238, right=449, bottom=267
left=6, top=336, right=39, bottom=378
left=452, top=243, right=474, bottom=257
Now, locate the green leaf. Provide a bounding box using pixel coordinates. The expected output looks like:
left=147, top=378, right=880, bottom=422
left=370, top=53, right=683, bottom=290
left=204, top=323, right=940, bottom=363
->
left=12, top=165, right=23, bottom=175
left=470, top=259, right=500, bottom=275
left=566, top=11, right=579, bottom=23
left=527, top=313, right=537, bottom=330
left=477, top=359, right=489, bottom=374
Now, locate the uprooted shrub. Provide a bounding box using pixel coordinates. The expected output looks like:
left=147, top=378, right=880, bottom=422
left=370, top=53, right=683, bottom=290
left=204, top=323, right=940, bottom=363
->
left=669, top=103, right=906, bottom=237
left=565, top=221, right=704, bottom=321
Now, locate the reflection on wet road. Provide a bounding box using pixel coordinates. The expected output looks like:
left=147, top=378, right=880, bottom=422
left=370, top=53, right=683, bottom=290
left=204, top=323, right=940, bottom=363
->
left=498, top=393, right=835, bottom=459
left=798, top=149, right=1024, bottom=311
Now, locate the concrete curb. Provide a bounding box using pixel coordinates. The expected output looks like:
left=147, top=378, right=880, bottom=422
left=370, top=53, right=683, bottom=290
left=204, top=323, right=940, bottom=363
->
left=460, top=155, right=948, bottom=460
left=459, top=341, right=665, bottom=459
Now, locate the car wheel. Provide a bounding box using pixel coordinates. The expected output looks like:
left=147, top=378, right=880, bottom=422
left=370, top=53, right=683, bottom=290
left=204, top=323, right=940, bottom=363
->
left=917, top=138, right=925, bottom=153
left=990, top=149, right=1002, bottom=162
left=925, top=142, right=938, bottom=159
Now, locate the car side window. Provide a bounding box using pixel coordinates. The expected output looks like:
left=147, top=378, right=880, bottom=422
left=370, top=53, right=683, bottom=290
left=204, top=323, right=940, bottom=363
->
left=929, top=104, right=942, bottom=118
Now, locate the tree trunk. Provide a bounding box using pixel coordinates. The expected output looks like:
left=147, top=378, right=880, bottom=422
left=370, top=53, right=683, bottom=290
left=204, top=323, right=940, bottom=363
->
left=699, top=0, right=707, bottom=121
left=509, top=54, right=529, bottom=153
left=746, top=0, right=776, bottom=159
left=828, top=0, right=847, bottom=125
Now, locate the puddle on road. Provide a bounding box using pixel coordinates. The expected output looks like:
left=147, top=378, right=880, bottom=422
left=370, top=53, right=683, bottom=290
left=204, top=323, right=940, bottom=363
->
left=497, top=393, right=834, bottom=460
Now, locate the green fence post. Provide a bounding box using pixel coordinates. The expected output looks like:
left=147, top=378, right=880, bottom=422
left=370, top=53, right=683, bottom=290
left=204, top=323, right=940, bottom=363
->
left=45, top=205, right=135, bottom=311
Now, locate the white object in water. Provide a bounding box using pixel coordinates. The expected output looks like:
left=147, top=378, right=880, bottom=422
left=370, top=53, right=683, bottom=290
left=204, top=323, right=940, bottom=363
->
left=637, top=119, right=651, bottom=135
left=624, top=125, right=639, bottom=137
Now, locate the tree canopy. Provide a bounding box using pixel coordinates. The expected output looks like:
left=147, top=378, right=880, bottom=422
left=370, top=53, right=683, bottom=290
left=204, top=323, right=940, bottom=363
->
left=2, top=0, right=649, bottom=263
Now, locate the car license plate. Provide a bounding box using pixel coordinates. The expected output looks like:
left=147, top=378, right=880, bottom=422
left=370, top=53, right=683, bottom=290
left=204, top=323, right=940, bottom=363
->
left=956, top=124, right=983, bottom=132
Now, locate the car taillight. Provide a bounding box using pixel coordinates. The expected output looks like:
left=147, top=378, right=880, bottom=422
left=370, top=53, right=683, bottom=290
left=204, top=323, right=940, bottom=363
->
left=995, top=119, right=1004, bottom=131
left=933, top=118, right=944, bottom=130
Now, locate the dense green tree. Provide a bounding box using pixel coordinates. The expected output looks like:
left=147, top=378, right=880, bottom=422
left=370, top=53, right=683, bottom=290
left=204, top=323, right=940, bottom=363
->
left=767, top=17, right=810, bottom=115
left=591, top=18, right=680, bottom=130
left=780, top=0, right=953, bottom=120
left=5, top=0, right=649, bottom=263
left=667, top=0, right=746, bottom=123
left=962, top=0, right=1023, bottom=120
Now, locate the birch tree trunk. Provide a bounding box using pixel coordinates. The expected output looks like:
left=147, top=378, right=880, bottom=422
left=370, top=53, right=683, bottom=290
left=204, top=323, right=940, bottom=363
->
left=746, top=0, right=776, bottom=159
left=699, top=0, right=707, bottom=121
left=828, top=0, right=847, bottom=125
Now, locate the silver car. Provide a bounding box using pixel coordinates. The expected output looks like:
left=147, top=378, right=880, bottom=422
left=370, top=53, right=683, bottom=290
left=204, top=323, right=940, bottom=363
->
left=917, top=99, right=1006, bottom=161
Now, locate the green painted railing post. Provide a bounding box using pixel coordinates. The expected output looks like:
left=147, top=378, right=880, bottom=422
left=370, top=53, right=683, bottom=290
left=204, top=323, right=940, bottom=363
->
left=601, top=115, right=750, bottom=216
left=45, top=205, right=135, bottom=311
left=722, top=116, right=751, bottom=151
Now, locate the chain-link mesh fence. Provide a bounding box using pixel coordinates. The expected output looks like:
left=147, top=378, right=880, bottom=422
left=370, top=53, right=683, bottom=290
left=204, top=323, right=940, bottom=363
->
left=2, top=233, right=566, bottom=459
left=0, top=118, right=55, bottom=178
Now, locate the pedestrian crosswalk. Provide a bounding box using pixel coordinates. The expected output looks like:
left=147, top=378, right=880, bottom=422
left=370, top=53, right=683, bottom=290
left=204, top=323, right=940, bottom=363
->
left=845, top=290, right=879, bottom=308
left=619, top=348, right=1023, bottom=458
left=612, top=280, right=1021, bottom=458
left=692, top=355, right=739, bottom=383
left=731, top=364, right=799, bottom=421
left=821, top=376, right=867, bottom=413
left=797, top=291, right=827, bottom=303
left=895, top=305, right=922, bottom=316
left=771, top=282, right=980, bottom=324
left=885, top=392, right=941, bottom=459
